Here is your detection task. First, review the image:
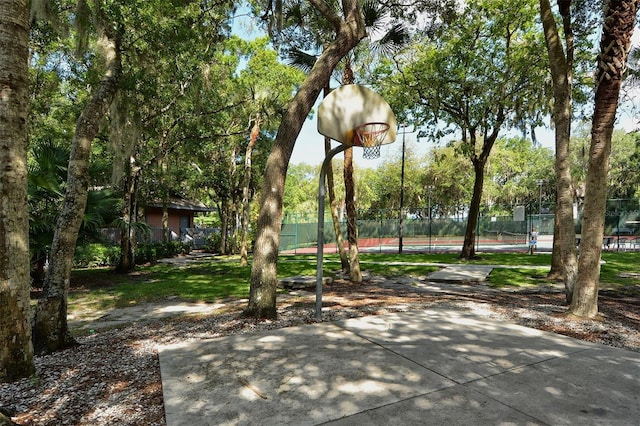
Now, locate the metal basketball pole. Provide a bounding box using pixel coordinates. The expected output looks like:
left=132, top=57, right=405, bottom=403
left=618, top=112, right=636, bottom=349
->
left=316, top=144, right=348, bottom=320
left=399, top=126, right=406, bottom=254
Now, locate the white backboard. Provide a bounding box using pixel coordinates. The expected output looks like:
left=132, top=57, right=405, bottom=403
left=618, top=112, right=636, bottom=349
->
left=317, top=84, right=397, bottom=146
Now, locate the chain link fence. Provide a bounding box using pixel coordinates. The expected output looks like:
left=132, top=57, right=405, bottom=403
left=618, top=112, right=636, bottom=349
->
left=99, top=200, right=640, bottom=254
left=280, top=199, right=640, bottom=253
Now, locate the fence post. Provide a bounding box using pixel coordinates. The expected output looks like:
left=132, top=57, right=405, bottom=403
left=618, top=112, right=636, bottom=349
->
left=294, top=213, right=298, bottom=255
left=475, top=215, right=480, bottom=253
left=378, top=209, right=382, bottom=253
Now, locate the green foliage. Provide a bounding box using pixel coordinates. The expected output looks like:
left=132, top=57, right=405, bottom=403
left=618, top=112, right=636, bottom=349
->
left=74, top=243, right=121, bottom=268
left=283, top=163, right=321, bottom=214
left=283, top=160, right=396, bottom=218
left=422, top=142, right=474, bottom=216
left=28, top=139, right=120, bottom=262
left=166, top=35, right=305, bottom=250
left=110, top=218, right=151, bottom=239
left=603, top=130, right=640, bottom=199
left=203, top=232, right=223, bottom=253
left=135, top=241, right=193, bottom=265
left=74, top=239, right=194, bottom=268
left=168, top=241, right=194, bottom=257
left=201, top=230, right=253, bottom=255
left=134, top=243, right=161, bottom=264
left=79, top=189, right=122, bottom=242
left=283, top=136, right=560, bottom=219
left=28, top=140, right=68, bottom=259
left=194, top=214, right=220, bottom=228
left=570, top=125, right=640, bottom=200
left=484, top=138, right=555, bottom=211
left=373, top=0, right=549, bottom=169
left=368, top=144, right=425, bottom=212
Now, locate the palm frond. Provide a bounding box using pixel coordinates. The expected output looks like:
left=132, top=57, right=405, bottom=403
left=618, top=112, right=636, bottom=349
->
left=286, top=48, right=317, bottom=73
left=283, top=1, right=305, bottom=23
left=82, top=210, right=105, bottom=233
left=28, top=174, right=64, bottom=196
left=625, top=46, right=640, bottom=87
left=362, top=0, right=385, bottom=33
left=85, top=189, right=121, bottom=222
left=110, top=218, right=152, bottom=235
left=371, top=23, right=410, bottom=57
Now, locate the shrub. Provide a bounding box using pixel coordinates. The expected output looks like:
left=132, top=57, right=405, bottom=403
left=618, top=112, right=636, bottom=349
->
left=202, top=231, right=252, bottom=254
left=134, top=241, right=192, bottom=265
left=203, top=232, right=222, bottom=253
left=74, top=243, right=120, bottom=268
left=74, top=240, right=194, bottom=268
left=166, top=241, right=193, bottom=256
left=135, top=242, right=158, bottom=264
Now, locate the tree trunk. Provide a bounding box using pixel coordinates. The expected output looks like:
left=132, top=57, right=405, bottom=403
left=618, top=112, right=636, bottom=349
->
left=161, top=159, right=169, bottom=245
left=229, top=143, right=239, bottom=255
left=220, top=199, right=229, bottom=254
left=33, top=29, right=122, bottom=354
left=556, top=110, right=578, bottom=302
left=323, top=84, right=348, bottom=272
left=344, top=146, right=362, bottom=281
left=539, top=0, right=577, bottom=301
left=240, top=118, right=259, bottom=266
left=245, top=0, right=366, bottom=319
left=116, top=165, right=138, bottom=273
left=231, top=203, right=240, bottom=254
left=162, top=204, right=169, bottom=243
left=460, top=125, right=503, bottom=260
left=569, top=0, right=638, bottom=318
left=460, top=158, right=485, bottom=259
left=117, top=188, right=134, bottom=271
left=542, top=0, right=566, bottom=281
left=341, top=57, right=362, bottom=281
left=0, top=0, right=35, bottom=382
left=547, top=209, right=563, bottom=279
left=325, top=134, right=349, bottom=272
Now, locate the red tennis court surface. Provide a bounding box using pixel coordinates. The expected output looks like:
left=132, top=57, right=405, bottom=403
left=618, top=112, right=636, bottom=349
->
left=281, top=235, right=550, bottom=255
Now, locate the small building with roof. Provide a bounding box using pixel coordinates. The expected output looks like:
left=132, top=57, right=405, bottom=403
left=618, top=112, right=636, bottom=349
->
left=144, top=196, right=216, bottom=241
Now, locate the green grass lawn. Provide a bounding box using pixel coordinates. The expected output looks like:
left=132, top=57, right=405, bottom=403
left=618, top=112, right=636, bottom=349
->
left=68, top=251, right=640, bottom=312
left=70, top=262, right=253, bottom=310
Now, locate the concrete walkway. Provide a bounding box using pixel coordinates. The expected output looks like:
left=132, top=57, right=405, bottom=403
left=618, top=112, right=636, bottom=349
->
left=158, top=308, right=640, bottom=426
left=424, top=264, right=494, bottom=282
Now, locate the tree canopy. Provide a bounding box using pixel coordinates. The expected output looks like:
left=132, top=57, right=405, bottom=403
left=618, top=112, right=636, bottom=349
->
left=373, top=0, right=550, bottom=258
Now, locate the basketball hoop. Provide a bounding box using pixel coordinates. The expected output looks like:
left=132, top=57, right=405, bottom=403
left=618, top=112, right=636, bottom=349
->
left=354, top=122, right=390, bottom=160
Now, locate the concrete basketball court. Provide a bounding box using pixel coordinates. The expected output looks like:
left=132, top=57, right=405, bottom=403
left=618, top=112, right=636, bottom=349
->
left=159, top=308, right=639, bottom=425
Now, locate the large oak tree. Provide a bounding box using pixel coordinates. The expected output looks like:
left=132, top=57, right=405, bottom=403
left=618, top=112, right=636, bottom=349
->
left=32, top=2, right=122, bottom=353
left=377, top=0, right=549, bottom=259
left=539, top=0, right=578, bottom=302
left=0, top=0, right=35, bottom=383
left=245, top=0, right=366, bottom=319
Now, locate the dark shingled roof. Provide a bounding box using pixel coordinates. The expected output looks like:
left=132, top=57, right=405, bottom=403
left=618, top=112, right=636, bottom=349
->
left=146, top=197, right=215, bottom=212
